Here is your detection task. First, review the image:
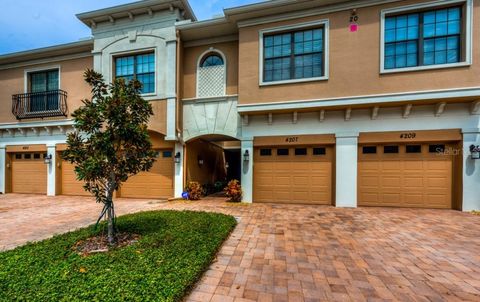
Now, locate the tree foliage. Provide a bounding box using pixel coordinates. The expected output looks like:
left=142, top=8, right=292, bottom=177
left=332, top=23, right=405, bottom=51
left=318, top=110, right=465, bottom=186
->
left=62, top=69, right=157, bottom=243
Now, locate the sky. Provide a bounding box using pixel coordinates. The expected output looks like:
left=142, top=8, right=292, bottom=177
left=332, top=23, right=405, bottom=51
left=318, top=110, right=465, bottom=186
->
left=0, top=0, right=261, bottom=55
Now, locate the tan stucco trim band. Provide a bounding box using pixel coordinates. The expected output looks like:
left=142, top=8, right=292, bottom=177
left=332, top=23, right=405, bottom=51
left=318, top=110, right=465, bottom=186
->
left=358, top=129, right=462, bottom=144
left=254, top=134, right=335, bottom=147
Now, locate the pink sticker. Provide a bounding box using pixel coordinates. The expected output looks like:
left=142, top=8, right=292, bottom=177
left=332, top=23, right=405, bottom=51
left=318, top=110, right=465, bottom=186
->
left=349, top=23, right=358, bottom=32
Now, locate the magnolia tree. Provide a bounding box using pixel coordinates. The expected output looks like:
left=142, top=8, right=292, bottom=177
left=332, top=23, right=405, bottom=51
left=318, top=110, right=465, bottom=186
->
left=63, top=69, right=157, bottom=244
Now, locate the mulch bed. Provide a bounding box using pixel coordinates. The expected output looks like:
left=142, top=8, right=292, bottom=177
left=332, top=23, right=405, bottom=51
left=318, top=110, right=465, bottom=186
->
left=73, top=232, right=140, bottom=256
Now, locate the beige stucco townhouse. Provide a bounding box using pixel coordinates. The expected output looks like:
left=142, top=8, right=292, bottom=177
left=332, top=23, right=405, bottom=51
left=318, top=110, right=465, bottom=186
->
left=0, top=0, right=479, bottom=211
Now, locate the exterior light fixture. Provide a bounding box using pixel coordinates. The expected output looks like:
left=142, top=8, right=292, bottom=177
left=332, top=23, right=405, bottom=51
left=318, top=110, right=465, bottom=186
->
left=243, top=150, right=250, bottom=162
left=225, top=162, right=230, bottom=169
left=174, top=152, right=181, bottom=164
left=470, top=145, right=480, bottom=160
left=44, top=154, right=52, bottom=164
left=198, top=156, right=204, bottom=166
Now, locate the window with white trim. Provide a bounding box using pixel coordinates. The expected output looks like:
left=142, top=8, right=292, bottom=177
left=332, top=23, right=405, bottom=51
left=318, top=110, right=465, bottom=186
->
left=383, top=2, right=469, bottom=71
left=263, top=27, right=325, bottom=82
left=115, top=52, right=155, bottom=94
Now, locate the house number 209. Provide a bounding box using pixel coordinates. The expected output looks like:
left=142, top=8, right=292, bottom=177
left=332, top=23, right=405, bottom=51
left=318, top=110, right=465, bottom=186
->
left=400, top=133, right=416, bottom=139
left=285, top=137, right=299, bottom=143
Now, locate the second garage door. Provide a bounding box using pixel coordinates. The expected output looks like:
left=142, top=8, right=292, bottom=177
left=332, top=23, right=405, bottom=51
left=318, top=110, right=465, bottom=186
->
left=358, top=143, right=454, bottom=208
left=61, top=161, right=90, bottom=196
left=11, top=152, right=47, bottom=194
left=119, top=150, right=174, bottom=199
left=254, top=146, right=333, bottom=204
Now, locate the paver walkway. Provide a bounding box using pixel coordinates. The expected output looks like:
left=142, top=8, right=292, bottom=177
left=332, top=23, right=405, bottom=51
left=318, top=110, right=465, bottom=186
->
left=1, top=194, right=480, bottom=301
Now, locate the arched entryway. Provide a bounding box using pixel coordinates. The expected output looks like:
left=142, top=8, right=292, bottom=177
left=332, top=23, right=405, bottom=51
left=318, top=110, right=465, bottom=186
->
left=185, top=134, right=241, bottom=196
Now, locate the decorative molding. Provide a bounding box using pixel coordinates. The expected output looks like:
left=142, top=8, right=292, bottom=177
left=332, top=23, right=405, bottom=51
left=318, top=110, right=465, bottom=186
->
left=17, top=128, right=26, bottom=137
left=292, top=111, right=298, bottom=124
left=243, top=115, right=249, bottom=126
left=435, top=102, right=447, bottom=117
left=44, top=127, right=53, bottom=136
left=371, top=106, right=380, bottom=120
left=345, top=108, right=352, bottom=121
left=268, top=113, right=273, bottom=125
left=319, top=110, right=325, bottom=122
left=471, top=100, right=480, bottom=115
left=403, top=104, right=413, bottom=119
left=237, top=86, right=480, bottom=113
left=31, top=128, right=39, bottom=136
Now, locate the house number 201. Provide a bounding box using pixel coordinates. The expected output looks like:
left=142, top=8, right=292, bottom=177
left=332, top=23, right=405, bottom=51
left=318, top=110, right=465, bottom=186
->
left=285, top=137, right=299, bottom=143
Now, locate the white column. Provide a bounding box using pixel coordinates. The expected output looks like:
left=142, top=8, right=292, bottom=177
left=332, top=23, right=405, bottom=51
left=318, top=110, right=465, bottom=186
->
left=0, top=146, right=5, bottom=194
left=46, top=144, right=56, bottom=196
left=462, top=128, right=480, bottom=211
left=174, top=142, right=184, bottom=198
left=335, top=132, right=359, bottom=208
left=165, top=39, right=177, bottom=141
left=241, top=139, right=253, bottom=203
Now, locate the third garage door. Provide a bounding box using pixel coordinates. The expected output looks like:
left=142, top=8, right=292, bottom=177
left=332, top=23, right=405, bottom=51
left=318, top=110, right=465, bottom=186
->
left=358, top=143, right=454, bottom=208
left=119, top=150, right=174, bottom=199
left=253, top=146, right=333, bottom=204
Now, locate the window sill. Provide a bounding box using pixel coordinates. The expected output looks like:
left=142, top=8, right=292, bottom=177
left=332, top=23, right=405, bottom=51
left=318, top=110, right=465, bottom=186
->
left=380, top=61, right=471, bottom=74
left=259, top=76, right=328, bottom=87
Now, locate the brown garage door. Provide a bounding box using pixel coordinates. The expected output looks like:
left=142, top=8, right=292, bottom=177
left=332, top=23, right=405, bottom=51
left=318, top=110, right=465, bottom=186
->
left=61, top=161, right=90, bottom=196
left=11, top=152, right=47, bottom=194
left=119, top=150, right=174, bottom=199
left=358, top=143, right=454, bottom=208
left=253, top=146, right=333, bottom=204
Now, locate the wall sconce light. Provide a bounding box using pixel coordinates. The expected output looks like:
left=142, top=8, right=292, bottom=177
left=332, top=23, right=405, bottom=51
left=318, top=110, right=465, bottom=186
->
left=198, top=156, right=204, bottom=166
left=243, top=150, right=250, bottom=162
left=44, top=154, right=52, bottom=164
left=174, top=152, right=181, bottom=164
left=470, top=145, right=480, bottom=159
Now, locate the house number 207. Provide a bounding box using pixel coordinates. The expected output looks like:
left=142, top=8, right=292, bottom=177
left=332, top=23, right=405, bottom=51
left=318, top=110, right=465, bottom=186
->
left=285, top=137, right=299, bottom=143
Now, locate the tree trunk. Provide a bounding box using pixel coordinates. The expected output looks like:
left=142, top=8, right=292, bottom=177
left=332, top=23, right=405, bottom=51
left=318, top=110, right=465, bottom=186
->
left=106, top=188, right=115, bottom=245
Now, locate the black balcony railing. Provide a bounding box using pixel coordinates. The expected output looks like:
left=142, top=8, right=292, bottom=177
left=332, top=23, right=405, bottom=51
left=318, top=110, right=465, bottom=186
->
left=12, top=90, right=68, bottom=120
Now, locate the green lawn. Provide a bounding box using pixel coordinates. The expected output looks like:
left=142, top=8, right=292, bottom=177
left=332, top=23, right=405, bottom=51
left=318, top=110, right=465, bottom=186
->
left=0, top=210, right=237, bottom=302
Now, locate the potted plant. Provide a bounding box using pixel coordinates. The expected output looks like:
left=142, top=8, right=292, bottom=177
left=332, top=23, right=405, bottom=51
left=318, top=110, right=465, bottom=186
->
left=224, top=179, right=242, bottom=203
left=185, top=181, right=203, bottom=200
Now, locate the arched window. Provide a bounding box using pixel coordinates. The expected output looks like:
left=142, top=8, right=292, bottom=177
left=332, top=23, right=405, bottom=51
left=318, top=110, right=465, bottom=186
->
left=201, top=55, right=224, bottom=67
left=197, top=50, right=226, bottom=98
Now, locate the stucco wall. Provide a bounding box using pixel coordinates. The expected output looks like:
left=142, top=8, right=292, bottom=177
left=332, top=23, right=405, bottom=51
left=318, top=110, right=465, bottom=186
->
left=0, top=56, right=93, bottom=123
left=238, top=0, right=480, bottom=105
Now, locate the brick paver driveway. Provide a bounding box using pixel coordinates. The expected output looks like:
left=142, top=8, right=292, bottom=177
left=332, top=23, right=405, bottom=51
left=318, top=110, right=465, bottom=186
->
left=1, top=194, right=480, bottom=301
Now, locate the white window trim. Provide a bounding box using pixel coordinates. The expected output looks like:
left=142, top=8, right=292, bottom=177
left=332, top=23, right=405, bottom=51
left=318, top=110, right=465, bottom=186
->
left=380, top=0, right=473, bottom=74
left=258, top=19, right=330, bottom=86
left=23, top=65, right=61, bottom=93
left=110, top=48, right=157, bottom=97
left=196, top=48, right=227, bottom=98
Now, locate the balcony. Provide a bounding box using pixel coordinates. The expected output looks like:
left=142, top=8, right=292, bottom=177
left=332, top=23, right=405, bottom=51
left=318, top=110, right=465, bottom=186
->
left=12, top=90, right=68, bottom=120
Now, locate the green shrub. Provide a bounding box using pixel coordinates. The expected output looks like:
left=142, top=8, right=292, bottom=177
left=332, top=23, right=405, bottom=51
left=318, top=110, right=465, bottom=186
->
left=0, top=210, right=236, bottom=302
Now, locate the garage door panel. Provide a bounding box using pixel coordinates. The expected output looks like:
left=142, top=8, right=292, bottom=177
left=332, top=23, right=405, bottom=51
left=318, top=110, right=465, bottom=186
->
left=11, top=155, right=47, bottom=194
left=121, top=150, right=173, bottom=199
left=358, top=143, right=453, bottom=209
left=254, top=147, right=332, bottom=205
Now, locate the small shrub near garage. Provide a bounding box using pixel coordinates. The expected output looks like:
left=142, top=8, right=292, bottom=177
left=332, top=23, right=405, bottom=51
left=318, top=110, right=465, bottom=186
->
left=0, top=210, right=236, bottom=302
